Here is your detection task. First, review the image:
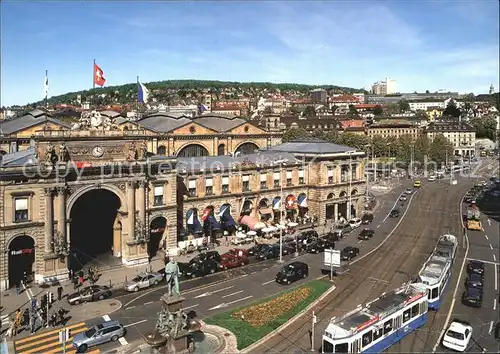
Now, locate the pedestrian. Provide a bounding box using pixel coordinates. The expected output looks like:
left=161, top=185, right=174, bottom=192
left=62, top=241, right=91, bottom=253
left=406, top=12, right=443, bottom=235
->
left=57, top=285, right=63, bottom=301
left=51, top=312, right=58, bottom=327
left=15, top=280, right=21, bottom=295
left=29, top=315, right=36, bottom=335
left=58, top=308, right=65, bottom=325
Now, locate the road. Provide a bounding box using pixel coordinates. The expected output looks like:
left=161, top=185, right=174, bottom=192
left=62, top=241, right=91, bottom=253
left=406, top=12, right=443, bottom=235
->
left=250, top=178, right=474, bottom=353
left=435, top=196, right=499, bottom=353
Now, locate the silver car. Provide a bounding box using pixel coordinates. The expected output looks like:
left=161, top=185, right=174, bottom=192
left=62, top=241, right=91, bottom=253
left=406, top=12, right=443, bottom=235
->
left=73, top=320, right=125, bottom=352
left=124, top=271, right=163, bottom=292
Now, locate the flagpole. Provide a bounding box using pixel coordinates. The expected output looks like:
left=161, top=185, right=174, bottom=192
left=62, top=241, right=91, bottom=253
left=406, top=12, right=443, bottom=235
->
left=45, top=69, right=48, bottom=110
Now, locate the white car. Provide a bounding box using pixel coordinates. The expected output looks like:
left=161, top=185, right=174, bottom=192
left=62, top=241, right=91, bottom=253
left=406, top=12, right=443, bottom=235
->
left=442, top=321, right=473, bottom=352
left=428, top=175, right=436, bottom=181
left=348, top=217, right=362, bottom=229
left=399, top=194, right=407, bottom=201
left=405, top=188, right=413, bottom=194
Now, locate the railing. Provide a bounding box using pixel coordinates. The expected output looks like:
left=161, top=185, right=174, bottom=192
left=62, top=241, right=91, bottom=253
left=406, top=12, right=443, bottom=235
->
left=33, top=129, right=150, bottom=137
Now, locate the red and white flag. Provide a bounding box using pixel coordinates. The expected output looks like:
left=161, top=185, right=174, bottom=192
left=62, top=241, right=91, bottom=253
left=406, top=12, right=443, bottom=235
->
left=94, top=63, right=106, bottom=86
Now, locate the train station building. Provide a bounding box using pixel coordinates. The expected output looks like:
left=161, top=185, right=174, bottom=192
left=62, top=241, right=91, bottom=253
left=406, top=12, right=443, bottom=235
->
left=0, top=110, right=365, bottom=290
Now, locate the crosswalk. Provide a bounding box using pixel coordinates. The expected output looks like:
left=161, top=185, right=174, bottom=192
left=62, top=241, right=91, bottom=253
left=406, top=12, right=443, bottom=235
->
left=14, top=322, right=100, bottom=354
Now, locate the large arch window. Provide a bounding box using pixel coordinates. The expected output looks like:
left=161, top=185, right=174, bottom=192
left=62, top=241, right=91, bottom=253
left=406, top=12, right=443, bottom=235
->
left=157, top=145, right=167, bottom=155
left=218, top=144, right=226, bottom=156
left=235, top=142, right=259, bottom=155
left=177, top=144, right=209, bottom=158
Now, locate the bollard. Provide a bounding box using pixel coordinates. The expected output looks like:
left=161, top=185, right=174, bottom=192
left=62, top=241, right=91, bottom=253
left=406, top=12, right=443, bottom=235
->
left=109, top=279, right=112, bottom=288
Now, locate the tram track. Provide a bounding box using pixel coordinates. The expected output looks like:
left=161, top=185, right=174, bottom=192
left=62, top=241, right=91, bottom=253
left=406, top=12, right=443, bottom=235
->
left=254, top=181, right=472, bottom=354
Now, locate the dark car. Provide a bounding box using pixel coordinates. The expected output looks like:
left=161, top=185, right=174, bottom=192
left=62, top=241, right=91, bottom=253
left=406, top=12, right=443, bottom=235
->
left=494, top=323, right=500, bottom=341
left=361, top=213, right=374, bottom=224
left=323, top=231, right=341, bottom=242
left=463, top=196, right=473, bottom=203
left=302, top=230, right=319, bottom=238
left=248, top=244, right=266, bottom=257
left=358, top=228, right=374, bottom=240
left=189, top=251, right=221, bottom=265
left=184, top=259, right=219, bottom=278
left=340, top=223, right=352, bottom=234
left=467, top=260, right=484, bottom=275
left=462, top=286, right=482, bottom=307
left=389, top=209, right=400, bottom=218
left=67, top=285, right=112, bottom=305
left=275, top=261, right=309, bottom=285
left=340, top=246, right=359, bottom=261
left=465, top=273, right=484, bottom=289
left=257, top=244, right=280, bottom=260
left=306, top=239, right=335, bottom=254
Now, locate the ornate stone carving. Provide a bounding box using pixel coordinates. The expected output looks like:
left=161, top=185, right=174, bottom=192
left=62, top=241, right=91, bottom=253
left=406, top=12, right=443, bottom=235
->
left=138, top=180, right=148, bottom=189
left=127, top=181, right=136, bottom=189
left=127, top=143, right=138, bottom=161
left=57, top=186, right=68, bottom=196
left=71, top=111, right=120, bottom=131
left=44, top=188, right=55, bottom=196
left=117, top=183, right=126, bottom=191
left=59, top=143, right=71, bottom=162
left=45, top=144, right=58, bottom=165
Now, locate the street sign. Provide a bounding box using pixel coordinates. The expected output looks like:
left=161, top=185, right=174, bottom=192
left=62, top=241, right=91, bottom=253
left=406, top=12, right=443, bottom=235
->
left=324, top=249, right=341, bottom=268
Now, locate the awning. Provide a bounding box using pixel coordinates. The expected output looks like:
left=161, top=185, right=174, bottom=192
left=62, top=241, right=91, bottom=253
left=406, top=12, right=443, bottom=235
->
left=150, top=227, right=165, bottom=233
left=259, top=208, right=273, bottom=215
left=298, top=194, right=308, bottom=208
left=272, top=197, right=281, bottom=210
left=186, top=209, right=202, bottom=233
left=201, top=207, right=212, bottom=221
left=239, top=215, right=258, bottom=230
left=219, top=205, right=235, bottom=229
left=285, top=195, right=297, bottom=209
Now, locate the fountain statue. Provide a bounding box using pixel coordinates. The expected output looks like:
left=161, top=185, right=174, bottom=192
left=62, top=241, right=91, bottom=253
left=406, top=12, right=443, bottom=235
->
left=71, top=111, right=120, bottom=131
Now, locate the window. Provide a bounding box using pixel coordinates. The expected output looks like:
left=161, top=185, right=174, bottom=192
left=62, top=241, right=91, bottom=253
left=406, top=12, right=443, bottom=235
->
left=222, top=176, right=229, bottom=194
left=298, top=170, right=305, bottom=184
left=403, top=309, right=411, bottom=323
left=242, top=175, right=250, bottom=192
left=431, top=287, right=439, bottom=299
left=205, top=178, right=213, bottom=195
left=362, top=331, right=372, bottom=347
left=341, top=166, right=348, bottom=182
left=188, top=180, right=197, bottom=197
left=383, top=319, right=393, bottom=334
left=373, top=328, right=383, bottom=341
left=334, top=343, right=348, bottom=353
left=154, top=186, right=164, bottom=206
left=14, top=198, right=28, bottom=222
left=260, top=174, right=267, bottom=189
left=411, top=304, right=419, bottom=318
left=273, top=172, right=280, bottom=187
left=328, top=168, right=334, bottom=184
left=286, top=171, right=292, bottom=186
left=351, top=164, right=357, bottom=180
left=323, top=340, right=334, bottom=353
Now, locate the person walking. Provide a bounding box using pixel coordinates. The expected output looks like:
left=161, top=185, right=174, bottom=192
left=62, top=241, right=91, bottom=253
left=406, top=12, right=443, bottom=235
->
left=15, top=280, right=21, bottom=295
left=57, top=285, right=63, bottom=301
left=29, top=314, right=36, bottom=335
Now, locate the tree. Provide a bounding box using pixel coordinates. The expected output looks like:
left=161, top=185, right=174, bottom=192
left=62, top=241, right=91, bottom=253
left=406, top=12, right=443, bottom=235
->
left=282, top=127, right=309, bottom=143
left=443, top=101, right=461, bottom=118
left=470, top=116, right=498, bottom=141
left=347, top=105, right=359, bottom=117
left=311, top=129, right=325, bottom=139
left=369, top=135, right=390, bottom=157
left=303, top=105, right=316, bottom=117
left=373, top=105, right=383, bottom=116
left=414, top=135, right=430, bottom=164
left=398, top=100, right=410, bottom=112
left=429, top=134, right=454, bottom=166
left=289, top=105, right=301, bottom=115
left=387, top=103, right=399, bottom=115
left=323, top=130, right=340, bottom=144
left=394, top=135, right=414, bottom=163
left=425, top=90, right=430, bottom=94
left=337, top=133, right=369, bottom=149
left=331, top=105, right=339, bottom=115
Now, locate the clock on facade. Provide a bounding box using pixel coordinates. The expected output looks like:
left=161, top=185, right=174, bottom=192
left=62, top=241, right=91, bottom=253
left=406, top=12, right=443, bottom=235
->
left=91, top=146, right=104, bottom=157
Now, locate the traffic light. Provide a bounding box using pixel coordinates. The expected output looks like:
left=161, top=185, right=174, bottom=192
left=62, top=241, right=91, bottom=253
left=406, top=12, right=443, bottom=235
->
left=58, top=328, right=71, bottom=343
left=41, top=294, right=48, bottom=306
left=48, top=292, right=54, bottom=304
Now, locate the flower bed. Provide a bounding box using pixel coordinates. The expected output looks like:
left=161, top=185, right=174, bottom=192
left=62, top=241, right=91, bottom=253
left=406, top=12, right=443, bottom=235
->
left=204, top=279, right=332, bottom=350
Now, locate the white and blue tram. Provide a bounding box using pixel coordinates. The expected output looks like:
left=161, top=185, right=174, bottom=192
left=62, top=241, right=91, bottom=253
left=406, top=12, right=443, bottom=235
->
left=416, top=234, right=458, bottom=310
left=322, top=283, right=428, bottom=353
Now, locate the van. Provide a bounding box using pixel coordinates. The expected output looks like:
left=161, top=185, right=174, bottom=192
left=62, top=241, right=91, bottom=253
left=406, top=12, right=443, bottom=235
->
left=414, top=180, right=421, bottom=188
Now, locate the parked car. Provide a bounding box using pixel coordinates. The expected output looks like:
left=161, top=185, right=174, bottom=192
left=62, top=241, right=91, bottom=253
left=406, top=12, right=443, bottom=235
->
left=67, top=285, right=112, bottom=305
left=494, top=322, right=500, bottom=341
left=462, top=286, right=482, bottom=307
left=219, top=254, right=250, bottom=270
left=247, top=244, right=266, bottom=257
left=275, top=261, right=309, bottom=285
left=189, top=251, right=221, bottom=265
left=324, top=230, right=342, bottom=242
left=340, top=246, right=359, bottom=261
left=361, top=213, right=373, bottom=224
left=465, top=273, right=484, bottom=289
left=467, top=260, right=484, bottom=275
left=428, top=175, right=437, bottom=181
left=73, top=320, right=126, bottom=353
left=442, top=320, right=473, bottom=352
left=348, top=217, right=362, bottom=229
left=124, top=272, right=164, bottom=292
left=358, top=228, right=375, bottom=240
left=306, top=239, right=335, bottom=254
left=184, top=259, right=219, bottom=278
left=389, top=209, right=400, bottom=218
left=256, top=244, right=280, bottom=260
left=227, top=248, right=250, bottom=257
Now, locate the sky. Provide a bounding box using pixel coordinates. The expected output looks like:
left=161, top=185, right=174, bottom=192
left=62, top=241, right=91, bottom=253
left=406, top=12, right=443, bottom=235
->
left=1, top=0, right=499, bottom=106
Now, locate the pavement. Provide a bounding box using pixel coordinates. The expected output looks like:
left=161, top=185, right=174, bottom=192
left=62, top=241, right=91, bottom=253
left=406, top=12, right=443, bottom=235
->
left=249, top=178, right=476, bottom=353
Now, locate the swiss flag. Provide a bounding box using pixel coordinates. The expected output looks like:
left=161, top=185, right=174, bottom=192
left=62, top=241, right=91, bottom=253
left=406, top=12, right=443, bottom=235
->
left=201, top=208, right=211, bottom=221
left=94, top=63, right=106, bottom=86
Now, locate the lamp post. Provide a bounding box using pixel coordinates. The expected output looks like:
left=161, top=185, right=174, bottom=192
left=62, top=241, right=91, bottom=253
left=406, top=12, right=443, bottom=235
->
left=410, top=144, right=414, bottom=178
left=274, top=159, right=287, bottom=263
left=347, top=151, right=354, bottom=220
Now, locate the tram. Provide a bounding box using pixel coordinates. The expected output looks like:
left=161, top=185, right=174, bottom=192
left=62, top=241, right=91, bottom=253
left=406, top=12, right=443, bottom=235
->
left=322, top=283, right=428, bottom=353
left=416, top=234, right=458, bottom=310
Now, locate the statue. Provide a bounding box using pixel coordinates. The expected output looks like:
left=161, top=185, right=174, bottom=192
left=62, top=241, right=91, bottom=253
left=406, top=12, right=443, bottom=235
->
left=164, top=258, right=180, bottom=297
left=128, top=143, right=138, bottom=161
left=71, top=111, right=120, bottom=131
left=139, top=142, right=148, bottom=160
left=45, top=144, right=58, bottom=165
left=59, top=143, right=70, bottom=162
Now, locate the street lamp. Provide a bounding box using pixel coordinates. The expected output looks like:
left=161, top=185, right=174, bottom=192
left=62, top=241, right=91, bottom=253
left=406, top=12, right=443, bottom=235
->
left=347, top=151, right=355, bottom=220
left=410, top=144, right=415, bottom=178
left=274, top=159, right=287, bottom=263
left=363, top=144, right=374, bottom=200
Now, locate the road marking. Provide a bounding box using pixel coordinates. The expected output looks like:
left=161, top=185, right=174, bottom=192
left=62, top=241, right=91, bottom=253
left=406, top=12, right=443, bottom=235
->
left=489, top=321, right=494, bottom=334
left=125, top=306, right=136, bottom=310
left=102, top=315, right=111, bottom=321
left=466, top=257, right=500, bottom=266
left=485, top=234, right=489, bottom=240
left=193, top=286, right=234, bottom=298
left=493, top=300, right=497, bottom=311
left=495, top=264, right=498, bottom=291
left=489, top=244, right=494, bottom=250
left=382, top=193, right=406, bottom=222
left=368, top=277, right=389, bottom=284
left=184, top=304, right=199, bottom=310
left=144, top=301, right=153, bottom=305
left=262, top=268, right=268, bottom=270
left=118, top=337, right=129, bottom=346
left=222, top=290, right=244, bottom=298
left=432, top=192, right=470, bottom=353
left=208, top=295, right=253, bottom=311
left=262, top=280, right=274, bottom=285
left=487, top=219, right=491, bottom=226
left=376, top=224, right=380, bottom=228
left=250, top=271, right=257, bottom=274
left=124, top=319, right=148, bottom=328
left=494, top=254, right=497, bottom=262
left=357, top=240, right=363, bottom=244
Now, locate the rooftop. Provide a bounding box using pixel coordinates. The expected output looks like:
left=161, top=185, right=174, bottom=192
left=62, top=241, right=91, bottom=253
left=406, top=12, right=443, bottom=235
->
left=0, top=110, right=70, bottom=135
left=267, top=138, right=362, bottom=157
left=427, top=121, right=475, bottom=132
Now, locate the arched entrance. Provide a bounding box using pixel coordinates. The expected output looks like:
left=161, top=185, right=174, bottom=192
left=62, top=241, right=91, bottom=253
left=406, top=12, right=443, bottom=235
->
left=177, top=144, right=209, bottom=158
left=235, top=142, right=259, bottom=155
left=325, top=193, right=335, bottom=220
left=149, top=216, right=167, bottom=259
left=297, top=193, right=308, bottom=218
left=217, top=144, right=226, bottom=156
left=258, top=198, right=272, bottom=221
left=272, top=197, right=281, bottom=223
left=69, top=189, right=121, bottom=271
left=351, top=189, right=358, bottom=218
left=201, top=206, right=221, bottom=241
left=8, top=235, right=35, bottom=288
left=240, top=200, right=253, bottom=216
left=338, top=191, right=348, bottom=220
left=285, top=194, right=297, bottom=222
left=157, top=145, right=167, bottom=155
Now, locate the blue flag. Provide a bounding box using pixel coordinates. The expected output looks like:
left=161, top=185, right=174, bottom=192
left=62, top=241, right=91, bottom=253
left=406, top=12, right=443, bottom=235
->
left=138, top=81, right=150, bottom=104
